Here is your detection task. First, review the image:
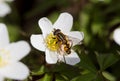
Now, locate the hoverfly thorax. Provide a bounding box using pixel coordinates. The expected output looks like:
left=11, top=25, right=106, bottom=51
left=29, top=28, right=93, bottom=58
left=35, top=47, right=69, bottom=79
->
left=53, top=29, right=67, bottom=44
left=53, top=28, right=72, bottom=54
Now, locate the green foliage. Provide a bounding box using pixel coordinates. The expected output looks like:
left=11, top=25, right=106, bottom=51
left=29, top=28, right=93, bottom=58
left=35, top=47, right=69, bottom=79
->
left=96, top=53, right=120, bottom=70
left=78, top=51, right=97, bottom=73
left=7, top=24, right=20, bottom=42
left=37, top=73, right=53, bottom=81
left=102, top=71, right=116, bottom=81
left=71, top=72, right=96, bottom=81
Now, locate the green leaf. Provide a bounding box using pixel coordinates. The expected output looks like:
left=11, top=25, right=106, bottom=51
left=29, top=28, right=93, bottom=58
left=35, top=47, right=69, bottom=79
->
left=102, top=71, right=116, bottom=81
left=71, top=71, right=107, bottom=81
left=32, top=65, right=45, bottom=75
left=108, top=17, right=120, bottom=28
left=78, top=52, right=97, bottom=73
left=37, top=73, right=53, bottom=81
left=52, top=63, right=80, bottom=80
left=71, top=72, right=96, bottom=81
left=8, top=24, right=20, bottom=42
left=95, top=73, right=106, bottom=81
left=96, top=53, right=120, bottom=70
left=55, top=74, right=68, bottom=81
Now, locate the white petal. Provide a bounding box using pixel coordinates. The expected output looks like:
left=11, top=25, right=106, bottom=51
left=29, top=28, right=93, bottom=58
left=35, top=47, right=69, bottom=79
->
left=53, top=12, right=73, bottom=33
left=5, top=41, right=31, bottom=61
left=59, top=50, right=80, bottom=65
left=0, top=23, right=9, bottom=48
left=45, top=49, right=58, bottom=64
left=0, top=62, right=29, bottom=80
left=0, top=74, right=4, bottom=81
left=38, top=17, right=53, bottom=38
left=66, top=31, right=84, bottom=46
left=113, top=28, right=120, bottom=45
left=30, top=34, right=46, bottom=51
left=0, top=2, right=11, bottom=17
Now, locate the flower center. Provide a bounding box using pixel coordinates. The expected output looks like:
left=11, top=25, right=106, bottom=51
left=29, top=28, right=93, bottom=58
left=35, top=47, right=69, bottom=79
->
left=45, top=33, right=59, bottom=51
left=0, top=49, right=10, bottom=67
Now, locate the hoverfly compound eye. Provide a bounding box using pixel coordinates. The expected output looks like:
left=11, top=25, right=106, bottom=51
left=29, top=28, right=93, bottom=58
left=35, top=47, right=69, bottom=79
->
left=53, top=29, right=61, bottom=35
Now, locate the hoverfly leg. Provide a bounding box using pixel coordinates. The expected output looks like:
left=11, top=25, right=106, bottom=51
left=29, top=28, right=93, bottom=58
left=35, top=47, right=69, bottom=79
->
left=58, top=48, right=67, bottom=64
left=56, top=51, right=61, bottom=63
left=57, top=52, right=67, bottom=64
left=63, top=55, right=66, bottom=64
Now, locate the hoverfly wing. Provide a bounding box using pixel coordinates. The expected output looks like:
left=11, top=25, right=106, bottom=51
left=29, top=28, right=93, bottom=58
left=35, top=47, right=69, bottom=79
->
left=65, top=32, right=84, bottom=46
left=68, top=33, right=84, bottom=46
left=67, top=36, right=83, bottom=46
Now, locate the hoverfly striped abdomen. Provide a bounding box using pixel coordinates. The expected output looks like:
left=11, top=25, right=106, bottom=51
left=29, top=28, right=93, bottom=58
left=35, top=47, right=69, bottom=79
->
left=53, top=28, right=72, bottom=54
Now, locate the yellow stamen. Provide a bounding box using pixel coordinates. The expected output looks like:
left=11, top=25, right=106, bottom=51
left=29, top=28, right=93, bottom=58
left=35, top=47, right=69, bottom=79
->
left=45, top=33, right=59, bottom=51
left=0, top=49, right=10, bottom=67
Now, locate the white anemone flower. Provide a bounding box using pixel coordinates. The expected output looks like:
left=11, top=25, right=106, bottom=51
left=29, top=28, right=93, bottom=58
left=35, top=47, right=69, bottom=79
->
left=0, top=0, right=13, bottom=17
left=30, top=12, right=84, bottom=65
left=113, top=28, right=120, bottom=46
left=0, top=23, right=31, bottom=81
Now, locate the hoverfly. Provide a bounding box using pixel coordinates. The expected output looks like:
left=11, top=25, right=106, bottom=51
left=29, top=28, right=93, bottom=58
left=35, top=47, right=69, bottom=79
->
left=53, top=28, right=83, bottom=55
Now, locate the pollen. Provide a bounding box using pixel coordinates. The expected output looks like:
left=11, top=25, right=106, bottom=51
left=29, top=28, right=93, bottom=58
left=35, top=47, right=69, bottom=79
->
left=0, top=49, right=10, bottom=67
left=0, top=57, right=8, bottom=67
left=45, top=33, right=59, bottom=51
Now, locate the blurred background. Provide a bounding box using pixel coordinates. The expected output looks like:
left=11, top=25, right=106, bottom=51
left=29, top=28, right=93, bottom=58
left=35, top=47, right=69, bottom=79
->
left=1, top=0, right=120, bottom=81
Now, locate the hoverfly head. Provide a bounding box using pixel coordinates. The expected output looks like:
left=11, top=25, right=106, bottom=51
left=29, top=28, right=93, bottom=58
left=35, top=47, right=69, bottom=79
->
left=53, top=28, right=61, bottom=35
